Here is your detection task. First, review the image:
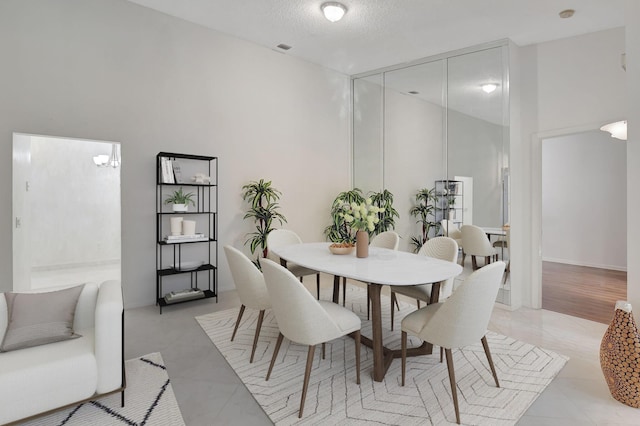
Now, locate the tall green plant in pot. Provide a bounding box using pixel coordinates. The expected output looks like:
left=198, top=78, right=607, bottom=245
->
left=324, top=188, right=365, bottom=243
left=409, top=187, right=439, bottom=252
left=369, top=189, right=399, bottom=237
left=242, top=179, right=287, bottom=262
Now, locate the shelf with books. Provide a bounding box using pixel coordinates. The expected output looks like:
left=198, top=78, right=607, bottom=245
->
left=156, top=152, right=218, bottom=314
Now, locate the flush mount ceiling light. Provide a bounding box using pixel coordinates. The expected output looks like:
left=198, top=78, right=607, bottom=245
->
left=93, top=143, right=121, bottom=167
left=559, top=9, right=575, bottom=19
left=600, top=120, right=627, bottom=141
left=481, top=83, right=498, bottom=93
left=321, top=2, right=347, bottom=22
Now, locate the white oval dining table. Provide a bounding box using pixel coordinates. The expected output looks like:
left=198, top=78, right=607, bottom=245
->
left=270, top=242, right=463, bottom=382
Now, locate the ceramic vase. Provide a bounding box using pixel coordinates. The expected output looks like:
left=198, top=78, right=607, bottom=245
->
left=600, top=300, right=640, bottom=408
left=170, top=217, right=183, bottom=235
left=182, top=220, right=196, bottom=236
left=356, top=230, right=369, bottom=258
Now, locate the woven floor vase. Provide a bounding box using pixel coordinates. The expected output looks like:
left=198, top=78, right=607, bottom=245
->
left=600, top=301, right=640, bottom=408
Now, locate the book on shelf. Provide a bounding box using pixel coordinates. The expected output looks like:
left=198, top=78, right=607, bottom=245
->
left=163, top=234, right=208, bottom=243
left=160, top=157, right=175, bottom=184
left=172, top=160, right=182, bottom=183
left=165, top=233, right=205, bottom=240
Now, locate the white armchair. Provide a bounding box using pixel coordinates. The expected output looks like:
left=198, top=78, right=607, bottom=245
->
left=0, top=281, right=124, bottom=425
left=401, top=262, right=505, bottom=424
left=261, top=259, right=361, bottom=418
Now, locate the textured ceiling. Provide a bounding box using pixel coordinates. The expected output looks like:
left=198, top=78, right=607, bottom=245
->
left=126, top=0, right=625, bottom=75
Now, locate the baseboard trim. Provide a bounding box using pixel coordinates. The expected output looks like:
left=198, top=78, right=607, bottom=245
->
left=542, top=257, right=627, bottom=272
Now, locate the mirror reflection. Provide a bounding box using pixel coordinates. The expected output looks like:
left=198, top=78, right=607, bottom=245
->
left=12, top=134, right=121, bottom=291
left=352, top=43, right=510, bottom=304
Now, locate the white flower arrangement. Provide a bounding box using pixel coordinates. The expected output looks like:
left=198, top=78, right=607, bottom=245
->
left=339, top=198, right=384, bottom=232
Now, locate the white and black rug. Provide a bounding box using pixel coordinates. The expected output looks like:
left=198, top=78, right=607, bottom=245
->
left=21, top=352, right=185, bottom=426
left=196, top=285, right=569, bottom=425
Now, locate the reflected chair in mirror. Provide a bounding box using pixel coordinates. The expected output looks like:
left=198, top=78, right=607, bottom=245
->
left=497, top=228, right=510, bottom=284
left=261, top=259, right=361, bottom=418
left=389, top=236, right=458, bottom=331
left=460, top=224, right=499, bottom=270
left=267, top=229, right=321, bottom=299
left=341, top=231, right=400, bottom=318
left=401, top=261, right=506, bottom=424
left=441, top=219, right=463, bottom=256
left=224, top=245, right=271, bottom=363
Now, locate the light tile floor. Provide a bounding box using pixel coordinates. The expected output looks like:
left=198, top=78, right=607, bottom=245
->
left=124, top=276, right=640, bottom=426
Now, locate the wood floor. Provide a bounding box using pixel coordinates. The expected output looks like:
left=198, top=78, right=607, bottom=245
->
left=542, top=261, right=627, bottom=324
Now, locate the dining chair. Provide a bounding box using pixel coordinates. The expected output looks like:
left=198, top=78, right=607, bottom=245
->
left=341, top=231, right=400, bottom=317
left=224, top=245, right=271, bottom=363
left=267, top=229, right=322, bottom=299
left=460, top=224, right=498, bottom=270
left=401, top=261, right=506, bottom=424
left=261, top=259, right=361, bottom=418
left=389, top=236, right=458, bottom=331
left=500, top=228, right=511, bottom=284
left=440, top=219, right=463, bottom=250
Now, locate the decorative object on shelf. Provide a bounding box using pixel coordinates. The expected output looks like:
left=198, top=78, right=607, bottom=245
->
left=600, top=300, right=640, bottom=407
left=355, top=230, right=369, bottom=258
left=159, top=156, right=175, bottom=183
left=241, top=179, right=287, bottom=264
left=328, top=242, right=355, bottom=255
left=192, top=173, right=211, bottom=184
left=182, top=220, right=196, bottom=236
left=170, top=217, right=183, bottom=236
left=164, top=187, right=195, bottom=212
left=409, top=187, right=438, bottom=252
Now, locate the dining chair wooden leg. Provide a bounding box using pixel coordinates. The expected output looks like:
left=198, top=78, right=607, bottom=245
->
left=342, top=276, right=347, bottom=306
left=440, top=346, right=443, bottom=363
left=390, top=292, right=396, bottom=331
left=485, top=256, right=491, bottom=266
left=322, top=342, right=326, bottom=359
left=461, top=250, right=466, bottom=266
left=266, top=332, right=284, bottom=381
left=471, top=255, right=478, bottom=270
left=316, top=273, right=321, bottom=300
left=353, top=330, right=361, bottom=384
left=481, top=336, right=500, bottom=388
left=250, top=309, right=265, bottom=363
left=299, top=345, right=316, bottom=418
left=417, top=300, right=421, bottom=309
left=231, top=305, right=246, bottom=341
left=401, top=331, right=407, bottom=386
left=503, top=261, right=510, bottom=285
left=445, top=348, right=461, bottom=424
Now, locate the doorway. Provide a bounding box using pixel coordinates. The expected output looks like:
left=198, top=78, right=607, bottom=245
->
left=541, top=130, right=627, bottom=323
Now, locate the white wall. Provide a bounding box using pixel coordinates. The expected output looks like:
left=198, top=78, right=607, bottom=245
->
left=626, top=0, right=640, bottom=320
left=0, top=0, right=351, bottom=308
left=517, top=27, right=627, bottom=308
left=542, top=131, right=626, bottom=270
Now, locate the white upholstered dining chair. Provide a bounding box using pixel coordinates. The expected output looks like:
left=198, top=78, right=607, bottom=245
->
left=400, top=261, right=505, bottom=424
left=460, top=224, right=498, bottom=270
left=267, top=229, right=322, bottom=299
left=441, top=219, right=463, bottom=251
left=389, top=236, right=458, bottom=331
left=224, top=245, right=271, bottom=363
left=261, top=259, right=361, bottom=418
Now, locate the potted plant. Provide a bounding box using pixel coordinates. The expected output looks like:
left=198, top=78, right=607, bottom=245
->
left=324, top=189, right=366, bottom=244
left=369, top=189, right=399, bottom=236
left=242, top=179, right=287, bottom=263
left=409, top=187, right=439, bottom=252
left=164, top=187, right=195, bottom=212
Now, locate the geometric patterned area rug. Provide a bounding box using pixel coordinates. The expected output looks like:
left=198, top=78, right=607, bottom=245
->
left=20, top=353, right=185, bottom=426
left=196, top=285, right=569, bottom=426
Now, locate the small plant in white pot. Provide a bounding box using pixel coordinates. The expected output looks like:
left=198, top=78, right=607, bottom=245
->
left=165, top=187, right=195, bottom=212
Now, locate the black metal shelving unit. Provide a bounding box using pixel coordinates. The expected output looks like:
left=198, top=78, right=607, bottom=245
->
left=155, top=152, right=218, bottom=313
